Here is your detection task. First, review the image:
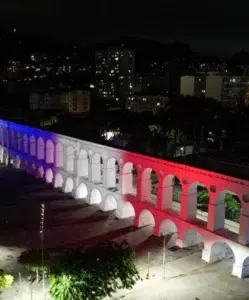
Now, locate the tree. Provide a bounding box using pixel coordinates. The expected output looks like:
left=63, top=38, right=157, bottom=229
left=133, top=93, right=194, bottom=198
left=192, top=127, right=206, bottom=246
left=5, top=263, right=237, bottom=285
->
left=0, top=269, right=14, bottom=289
left=49, top=241, right=141, bottom=300
left=18, top=249, right=50, bottom=282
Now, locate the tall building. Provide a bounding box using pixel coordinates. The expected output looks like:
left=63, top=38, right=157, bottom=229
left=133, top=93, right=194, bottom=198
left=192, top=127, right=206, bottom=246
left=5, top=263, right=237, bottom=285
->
left=126, top=94, right=168, bottom=114
left=180, top=74, right=249, bottom=108
left=95, top=47, right=135, bottom=107
left=180, top=75, right=206, bottom=97
left=206, top=75, right=249, bottom=108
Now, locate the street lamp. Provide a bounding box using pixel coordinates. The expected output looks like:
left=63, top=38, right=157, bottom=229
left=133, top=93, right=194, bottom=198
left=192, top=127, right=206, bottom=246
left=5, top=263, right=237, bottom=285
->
left=40, top=203, right=45, bottom=299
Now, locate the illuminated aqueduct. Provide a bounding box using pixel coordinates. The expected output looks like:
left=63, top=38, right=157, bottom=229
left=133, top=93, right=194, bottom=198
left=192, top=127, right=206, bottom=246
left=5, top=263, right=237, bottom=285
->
left=1, top=119, right=249, bottom=278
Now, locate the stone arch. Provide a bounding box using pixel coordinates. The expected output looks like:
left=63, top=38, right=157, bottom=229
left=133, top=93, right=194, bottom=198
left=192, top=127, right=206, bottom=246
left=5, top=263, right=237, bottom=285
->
left=186, top=181, right=209, bottom=221
left=138, top=209, right=156, bottom=227
left=100, top=194, right=118, bottom=211
left=55, top=143, right=64, bottom=168
left=182, top=229, right=205, bottom=250
left=64, top=177, right=74, bottom=193
left=158, top=219, right=178, bottom=248
left=23, top=134, right=28, bottom=154
left=91, top=153, right=102, bottom=183
left=45, top=168, right=53, bottom=183
left=120, top=201, right=136, bottom=219
left=37, top=137, right=45, bottom=160
left=16, top=131, right=21, bottom=151
left=15, top=155, right=21, bottom=169
left=209, top=241, right=235, bottom=273
left=46, top=140, right=54, bottom=164
left=30, top=135, right=36, bottom=156
left=54, top=173, right=64, bottom=188
left=106, top=157, right=119, bottom=189
left=242, top=257, right=249, bottom=278
left=37, top=165, right=44, bottom=179
left=140, top=168, right=158, bottom=206
left=216, top=190, right=241, bottom=234
left=121, top=162, right=137, bottom=195
left=161, top=174, right=182, bottom=212
left=65, top=146, right=74, bottom=172
left=89, top=188, right=102, bottom=205
left=77, top=149, right=89, bottom=178
left=75, top=183, right=88, bottom=199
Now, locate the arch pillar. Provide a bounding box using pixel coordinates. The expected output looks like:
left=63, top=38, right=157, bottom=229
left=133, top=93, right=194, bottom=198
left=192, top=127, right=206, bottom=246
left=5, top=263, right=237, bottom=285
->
left=136, top=170, right=142, bottom=202
left=238, top=210, right=249, bottom=245
left=175, top=230, right=185, bottom=248
left=207, top=192, right=225, bottom=232
left=179, top=185, right=191, bottom=220
left=102, top=157, right=108, bottom=188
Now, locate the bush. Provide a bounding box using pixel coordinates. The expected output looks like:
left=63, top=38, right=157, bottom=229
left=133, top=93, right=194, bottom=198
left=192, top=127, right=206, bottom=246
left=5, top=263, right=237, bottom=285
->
left=0, top=269, right=14, bottom=289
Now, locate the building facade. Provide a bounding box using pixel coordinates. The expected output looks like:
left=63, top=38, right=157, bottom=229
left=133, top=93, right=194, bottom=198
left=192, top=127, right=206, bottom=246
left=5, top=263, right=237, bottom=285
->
left=126, top=95, right=168, bottom=114
left=29, top=89, right=90, bottom=113
left=181, top=74, right=249, bottom=108
left=95, top=47, right=135, bottom=107
left=180, top=75, right=206, bottom=98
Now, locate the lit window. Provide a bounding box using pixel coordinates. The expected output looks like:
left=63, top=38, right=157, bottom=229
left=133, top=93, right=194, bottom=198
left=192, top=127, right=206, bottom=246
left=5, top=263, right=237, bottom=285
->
left=201, top=89, right=206, bottom=93
left=115, top=57, right=119, bottom=61
left=157, top=102, right=160, bottom=106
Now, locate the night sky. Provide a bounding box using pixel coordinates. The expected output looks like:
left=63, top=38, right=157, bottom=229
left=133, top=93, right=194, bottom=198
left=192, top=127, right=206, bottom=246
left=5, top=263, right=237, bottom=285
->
left=0, top=1, right=248, bottom=56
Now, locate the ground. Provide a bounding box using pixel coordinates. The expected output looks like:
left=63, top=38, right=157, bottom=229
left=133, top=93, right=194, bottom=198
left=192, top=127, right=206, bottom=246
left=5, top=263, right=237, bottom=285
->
left=0, top=165, right=249, bottom=299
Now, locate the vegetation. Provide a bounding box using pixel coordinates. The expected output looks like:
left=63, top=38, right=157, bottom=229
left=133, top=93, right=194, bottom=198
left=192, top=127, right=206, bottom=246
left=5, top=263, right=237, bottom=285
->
left=18, top=241, right=140, bottom=300
left=0, top=269, right=14, bottom=290
left=18, top=248, right=51, bottom=282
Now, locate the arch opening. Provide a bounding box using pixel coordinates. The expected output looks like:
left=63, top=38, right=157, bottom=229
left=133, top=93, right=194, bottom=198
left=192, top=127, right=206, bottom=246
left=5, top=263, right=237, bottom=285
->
left=242, top=257, right=249, bottom=278
left=20, top=158, right=27, bottom=170
left=158, top=219, right=178, bottom=248
left=2, top=148, right=8, bottom=165
left=100, top=194, right=118, bottom=211
left=141, top=168, right=158, bottom=206
left=161, top=175, right=182, bottom=212
left=46, top=140, right=54, bottom=164
left=23, top=134, right=28, bottom=154
left=54, top=173, right=64, bottom=188
left=45, top=168, right=53, bottom=184
left=182, top=230, right=204, bottom=251
left=77, top=149, right=89, bottom=178
left=91, top=153, right=102, bottom=184
left=66, top=146, right=74, bottom=172
left=37, top=137, right=45, bottom=160
left=28, top=162, right=36, bottom=175
left=106, top=157, right=119, bottom=190
left=138, top=209, right=155, bottom=227
left=55, top=143, right=63, bottom=168
left=76, top=183, right=88, bottom=199
left=64, top=177, right=74, bottom=194
left=30, top=135, right=36, bottom=156
left=210, top=241, right=235, bottom=273
left=37, top=166, right=44, bottom=179
left=89, top=188, right=102, bottom=205
left=187, top=182, right=209, bottom=222
left=16, top=132, right=21, bottom=151
left=216, top=190, right=241, bottom=234
left=121, top=162, right=137, bottom=196
left=15, top=156, right=21, bottom=169
left=9, top=129, right=14, bottom=148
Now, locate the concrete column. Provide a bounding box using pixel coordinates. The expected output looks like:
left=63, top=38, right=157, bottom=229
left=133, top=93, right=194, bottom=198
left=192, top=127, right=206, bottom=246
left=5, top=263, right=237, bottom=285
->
left=136, top=170, right=142, bottom=202
left=102, top=157, right=108, bottom=188
left=179, top=185, right=194, bottom=220
left=232, top=257, right=248, bottom=278
left=207, top=193, right=225, bottom=232
left=238, top=213, right=249, bottom=245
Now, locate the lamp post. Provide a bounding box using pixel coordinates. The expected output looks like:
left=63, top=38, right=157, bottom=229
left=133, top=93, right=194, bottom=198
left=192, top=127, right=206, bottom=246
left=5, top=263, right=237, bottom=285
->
left=163, top=235, right=166, bottom=279
left=40, top=203, right=45, bottom=299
